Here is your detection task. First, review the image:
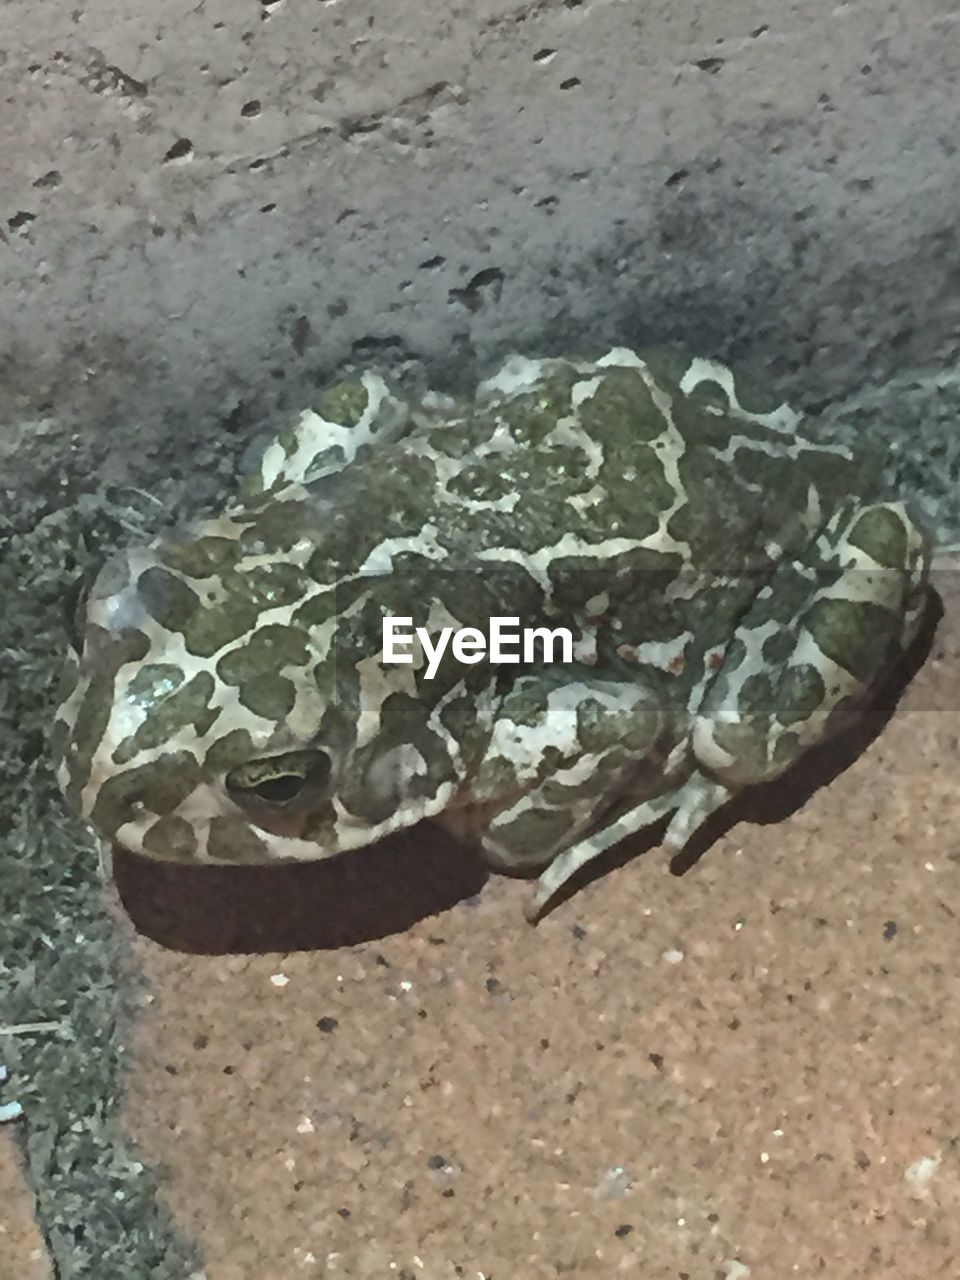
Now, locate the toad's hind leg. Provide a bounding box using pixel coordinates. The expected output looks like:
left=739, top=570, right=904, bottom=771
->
left=524, top=769, right=730, bottom=921
left=671, top=499, right=930, bottom=839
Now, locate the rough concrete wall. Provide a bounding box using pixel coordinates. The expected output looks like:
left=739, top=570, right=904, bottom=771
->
left=3, top=0, right=960, bottom=502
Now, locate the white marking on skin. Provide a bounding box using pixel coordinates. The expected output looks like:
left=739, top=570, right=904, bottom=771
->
left=625, top=362, right=694, bottom=562
left=617, top=630, right=692, bottom=673
left=473, top=419, right=518, bottom=456
left=362, top=743, right=428, bottom=810
left=572, top=621, right=598, bottom=664
left=566, top=484, right=607, bottom=511
left=258, top=372, right=404, bottom=491
left=476, top=531, right=649, bottom=575
left=665, top=569, right=717, bottom=603
left=355, top=653, right=417, bottom=747
left=424, top=677, right=486, bottom=775
left=786, top=629, right=863, bottom=701
left=357, top=524, right=447, bottom=574
left=545, top=411, right=605, bottom=479
left=477, top=355, right=549, bottom=398
left=596, top=348, right=647, bottom=370
left=425, top=598, right=467, bottom=635
left=570, top=377, right=603, bottom=407
left=678, top=357, right=804, bottom=434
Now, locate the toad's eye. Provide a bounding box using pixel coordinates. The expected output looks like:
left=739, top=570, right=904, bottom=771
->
left=226, top=749, right=332, bottom=806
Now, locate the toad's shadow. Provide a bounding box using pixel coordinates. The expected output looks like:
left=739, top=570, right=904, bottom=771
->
left=114, top=824, right=489, bottom=956
left=116, top=592, right=942, bottom=953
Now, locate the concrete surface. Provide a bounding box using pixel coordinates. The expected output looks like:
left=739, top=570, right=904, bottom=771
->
left=0, top=1134, right=53, bottom=1280
left=4, top=0, right=960, bottom=506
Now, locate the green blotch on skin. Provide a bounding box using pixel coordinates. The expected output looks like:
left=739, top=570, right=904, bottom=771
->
left=427, top=424, right=477, bottom=458
left=161, top=537, right=242, bottom=579
left=112, top=672, right=219, bottom=765
left=607, top=442, right=673, bottom=541
left=303, top=446, right=346, bottom=480
left=488, top=805, right=574, bottom=857
left=302, top=801, right=340, bottom=844
left=240, top=498, right=311, bottom=555
left=217, top=624, right=312, bottom=685
left=541, top=771, right=615, bottom=806
left=474, top=754, right=521, bottom=797
left=90, top=751, right=203, bottom=837
left=142, top=815, right=199, bottom=862
left=363, top=454, right=437, bottom=529
left=447, top=461, right=518, bottom=503
left=577, top=367, right=665, bottom=444
left=138, top=567, right=201, bottom=633
left=338, top=712, right=447, bottom=822
left=775, top=663, right=827, bottom=727
left=234, top=563, right=314, bottom=610
left=63, top=629, right=151, bottom=807
left=805, top=597, right=897, bottom=685
left=847, top=506, right=908, bottom=569
left=331, top=742, right=402, bottom=824
left=737, top=671, right=775, bottom=720
left=238, top=673, right=297, bottom=719
left=761, top=628, right=795, bottom=668
left=276, top=422, right=303, bottom=458
left=772, top=728, right=803, bottom=769
left=238, top=471, right=266, bottom=501
left=206, top=815, right=270, bottom=863
left=184, top=598, right=261, bottom=659
left=294, top=587, right=338, bottom=630
left=125, top=663, right=184, bottom=709
left=205, top=728, right=257, bottom=773
left=668, top=451, right=772, bottom=568
left=497, top=369, right=579, bottom=446
left=576, top=694, right=660, bottom=754
left=498, top=683, right=549, bottom=728
left=317, top=380, right=370, bottom=426
left=693, top=365, right=781, bottom=418
left=375, top=692, right=458, bottom=795
left=438, top=693, right=480, bottom=750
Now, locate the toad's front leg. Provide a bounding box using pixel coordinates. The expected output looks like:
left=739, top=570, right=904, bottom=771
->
left=688, top=499, right=931, bottom=796
left=443, top=667, right=681, bottom=918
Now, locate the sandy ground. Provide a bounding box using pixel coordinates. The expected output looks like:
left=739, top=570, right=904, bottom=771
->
left=11, top=574, right=960, bottom=1279
left=0, top=1134, right=53, bottom=1279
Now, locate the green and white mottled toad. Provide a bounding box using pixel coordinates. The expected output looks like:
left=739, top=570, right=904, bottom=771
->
left=52, top=348, right=932, bottom=919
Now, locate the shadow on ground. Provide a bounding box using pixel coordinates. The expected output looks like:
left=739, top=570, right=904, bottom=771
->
left=115, top=591, right=943, bottom=955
